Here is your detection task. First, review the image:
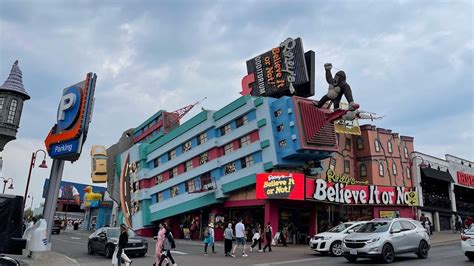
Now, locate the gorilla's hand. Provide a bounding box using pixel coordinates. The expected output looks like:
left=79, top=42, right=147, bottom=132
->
left=324, top=63, right=332, bottom=70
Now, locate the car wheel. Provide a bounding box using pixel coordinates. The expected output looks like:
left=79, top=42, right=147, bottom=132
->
left=467, top=254, right=474, bottom=261
left=105, top=245, right=114, bottom=258
left=344, top=255, right=358, bottom=262
left=416, top=240, right=429, bottom=259
left=87, top=243, right=94, bottom=255
left=329, top=241, right=343, bottom=256
left=381, top=244, right=395, bottom=263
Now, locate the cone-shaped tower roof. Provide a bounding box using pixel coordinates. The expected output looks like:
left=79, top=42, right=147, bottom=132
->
left=0, top=60, right=30, bottom=100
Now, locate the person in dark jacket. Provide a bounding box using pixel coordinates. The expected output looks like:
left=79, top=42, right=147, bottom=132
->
left=316, top=63, right=355, bottom=109
left=117, top=224, right=132, bottom=266
left=263, top=222, right=273, bottom=252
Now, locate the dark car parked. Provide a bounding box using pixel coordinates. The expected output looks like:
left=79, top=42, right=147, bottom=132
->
left=52, top=219, right=62, bottom=234
left=87, top=227, right=148, bottom=258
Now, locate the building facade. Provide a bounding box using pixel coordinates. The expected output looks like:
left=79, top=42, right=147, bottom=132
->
left=110, top=95, right=417, bottom=243
left=412, top=152, right=474, bottom=231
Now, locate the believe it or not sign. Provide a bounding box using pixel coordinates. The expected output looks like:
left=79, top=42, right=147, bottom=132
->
left=256, top=173, right=304, bottom=200
left=305, top=178, right=418, bottom=206
left=241, top=37, right=315, bottom=98
left=457, top=172, right=474, bottom=188
left=45, top=73, right=97, bottom=162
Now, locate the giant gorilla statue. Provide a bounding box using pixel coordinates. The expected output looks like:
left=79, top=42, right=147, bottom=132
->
left=316, top=63, right=355, bottom=110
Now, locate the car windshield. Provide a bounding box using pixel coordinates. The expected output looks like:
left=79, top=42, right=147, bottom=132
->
left=357, top=222, right=390, bottom=233
left=327, top=223, right=353, bottom=233
left=106, top=228, right=136, bottom=237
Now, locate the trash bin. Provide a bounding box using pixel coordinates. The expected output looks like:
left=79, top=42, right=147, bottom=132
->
left=73, top=222, right=79, bottom=230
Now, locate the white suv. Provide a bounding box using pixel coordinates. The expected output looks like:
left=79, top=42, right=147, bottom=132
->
left=310, top=222, right=365, bottom=256
left=461, top=225, right=474, bottom=261
left=342, top=218, right=430, bottom=263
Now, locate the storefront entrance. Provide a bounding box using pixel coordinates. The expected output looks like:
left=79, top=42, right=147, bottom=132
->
left=316, top=204, right=373, bottom=233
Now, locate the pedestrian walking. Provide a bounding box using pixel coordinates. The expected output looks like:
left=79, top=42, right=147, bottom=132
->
left=263, top=222, right=273, bottom=252
left=159, top=225, right=177, bottom=266
left=204, top=223, right=216, bottom=255
left=231, top=218, right=247, bottom=257
left=250, top=225, right=262, bottom=252
left=112, top=224, right=132, bottom=266
left=223, top=223, right=234, bottom=256
left=154, top=223, right=167, bottom=266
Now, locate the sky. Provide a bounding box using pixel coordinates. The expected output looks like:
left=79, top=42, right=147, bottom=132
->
left=0, top=0, right=472, bottom=209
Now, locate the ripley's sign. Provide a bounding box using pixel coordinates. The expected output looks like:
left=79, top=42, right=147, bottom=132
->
left=256, top=173, right=305, bottom=200
left=241, top=37, right=314, bottom=98
left=305, top=178, right=418, bottom=206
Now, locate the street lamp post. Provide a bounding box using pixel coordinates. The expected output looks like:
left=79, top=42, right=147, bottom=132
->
left=1, top=177, right=14, bottom=193
left=409, top=153, right=429, bottom=219
left=23, top=149, right=48, bottom=210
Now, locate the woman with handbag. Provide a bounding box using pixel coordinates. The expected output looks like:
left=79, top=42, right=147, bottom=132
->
left=112, top=224, right=132, bottom=266
left=203, top=223, right=216, bottom=255
left=158, top=224, right=177, bottom=266
left=154, top=223, right=167, bottom=266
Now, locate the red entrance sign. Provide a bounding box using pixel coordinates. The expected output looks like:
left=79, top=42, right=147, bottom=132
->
left=256, top=173, right=305, bottom=200
left=457, top=172, right=474, bottom=188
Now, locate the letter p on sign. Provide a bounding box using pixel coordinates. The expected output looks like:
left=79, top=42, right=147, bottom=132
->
left=58, top=92, right=76, bottom=121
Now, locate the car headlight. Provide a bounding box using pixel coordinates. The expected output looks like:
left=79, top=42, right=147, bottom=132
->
left=367, top=237, right=380, bottom=243
left=323, top=236, right=332, bottom=240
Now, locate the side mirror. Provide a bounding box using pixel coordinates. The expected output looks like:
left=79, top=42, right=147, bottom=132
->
left=391, top=228, right=401, bottom=234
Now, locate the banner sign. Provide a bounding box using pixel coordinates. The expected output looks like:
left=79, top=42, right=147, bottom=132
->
left=242, top=37, right=314, bottom=98
left=457, top=172, right=474, bottom=188
left=256, top=173, right=304, bottom=200
left=305, top=178, right=418, bottom=206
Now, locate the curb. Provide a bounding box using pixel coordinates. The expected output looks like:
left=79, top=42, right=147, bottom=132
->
left=431, top=239, right=459, bottom=248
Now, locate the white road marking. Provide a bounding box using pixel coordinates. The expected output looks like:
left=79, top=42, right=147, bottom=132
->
left=253, top=257, right=325, bottom=266
left=71, top=237, right=81, bottom=239
left=170, top=250, right=187, bottom=255
left=52, top=237, right=87, bottom=246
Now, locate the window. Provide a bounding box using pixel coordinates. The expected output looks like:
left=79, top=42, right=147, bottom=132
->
left=276, top=124, right=284, bottom=132
left=392, top=163, right=398, bottom=176
left=199, top=152, right=208, bottom=165
left=357, top=137, right=364, bottom=150
left=240, top=135, right=251, bottom=146
left=375, top=139, right=381, bottom=152
left=220, top=124, right=231, bottom=136
left=240, top=156, right=253, bottom=169
left=387, top=141, right=393, bottom=153
left=379, top=162, right=385, bottom=176
left=391, top=222, right=402, bottom=232
left=344, top=160, right=350, bottom=174
left=236, top=115, right=248, bottom=128
left=406, top=167, right=411, bottom=179
left=224, top=143, right=233, bottom=155
left=224, top=162, right=236, bottom=175
left=401, top=221, right=415, bottom=231
left=170, top=186, right=180, bottom=197
left=197, top=132, right=207, bottom=145
left=201, top=172, right=213, bottom=190
left=360, top=164, right=367, bottom=177
left=274, top=109, right=282, bottom=117
left=155, top=174, right=163, bottom=185
left=279, top=139, right=287, bottom=148
left=185, top=160, right=193, bottom=172
left=182, top=140, right=192, bottom=153
left=132, top=181, right=139, bottom=192
left=153, top=158, right=160, bottom=168
left=0, top=97, right=4, bottom=111
left=404, top=146, right=409, bottom=158
left=186, top=179, right=196, bottom=193
left=345, top=138, right=351, bottom=150
left=156, top=192, right=163, bottom=203
left=335, top=133, right=340, bottom=146
left=169, top=167, right=178, bottom=179
left=6, top=99, right=17, bottom=123
left=168, top=149, right=176, bottom=160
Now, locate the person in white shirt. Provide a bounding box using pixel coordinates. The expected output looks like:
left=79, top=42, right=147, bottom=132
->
left=232, top=218, right=247, bottom=257
left=250, top=225, right=262, bottom=252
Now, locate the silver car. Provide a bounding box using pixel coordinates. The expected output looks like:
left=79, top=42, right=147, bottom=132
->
left=342, top=218, right=430, bottom=263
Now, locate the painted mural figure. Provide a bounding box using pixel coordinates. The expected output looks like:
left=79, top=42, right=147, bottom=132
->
left=316, top=63, right=355, bottom=110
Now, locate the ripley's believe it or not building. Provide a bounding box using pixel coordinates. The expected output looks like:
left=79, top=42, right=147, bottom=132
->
left=104, top=37, right=471, bottom=241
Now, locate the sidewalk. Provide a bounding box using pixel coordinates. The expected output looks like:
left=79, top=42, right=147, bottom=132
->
left=6, top=251, right=79, bottom=266
left=430, top=230, right=461, bottom=247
